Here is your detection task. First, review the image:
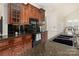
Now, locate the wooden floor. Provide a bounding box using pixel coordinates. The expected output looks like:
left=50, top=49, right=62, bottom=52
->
left=23, top=40, right=79, bottom=56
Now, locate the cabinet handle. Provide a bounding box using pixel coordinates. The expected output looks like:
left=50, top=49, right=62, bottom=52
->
left=9, top=48, right=11, bottom=49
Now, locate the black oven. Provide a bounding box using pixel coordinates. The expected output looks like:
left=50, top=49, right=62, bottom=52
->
left=29, top=18, right=40, bottom=47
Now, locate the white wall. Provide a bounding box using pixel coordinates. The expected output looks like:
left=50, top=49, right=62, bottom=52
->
left=45, top=8, right=65, bottom=39
left=2, top=4, right=8, bottom=36
left=0, top=3, right=8, bottom=36
left=43, top=3, right=79, bottom=39
left=0, top=4, right=3, bottom=18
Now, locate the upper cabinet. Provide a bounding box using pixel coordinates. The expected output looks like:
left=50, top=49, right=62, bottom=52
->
left=39, top=8, right=45, bottom=21
left=8, top=3, right=45, bottom=25
left=26, top=3, right=45, bottom=22
left=20, top=4, right=28, bottom=25
left=26, top=4, right=39, bottom=20
left=8, top=3, right=21, bottom=24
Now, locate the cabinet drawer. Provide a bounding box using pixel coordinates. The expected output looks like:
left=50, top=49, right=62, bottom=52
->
left=22, top=35, right=32, bottom=43
left=25, top=35, right=32, bottom=39
left=13, top=44, right=24, bottom=56
left=14, top=37, right=22, bottom=43
left=0, top=40, right=9, bottom=47
left=41, top=32, right=48, bottom=43
left=23, top=42, right=32, bottom=53
left=24, top=38, right=32, bottom=44
left=26, top=42, right=32, bottom=50
left=14, top=41, right=23, bottom=46
left=0, top=47, right=12, bottom=56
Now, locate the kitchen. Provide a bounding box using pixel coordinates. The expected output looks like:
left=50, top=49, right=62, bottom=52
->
left=1, top=3, right=79, bottom=56
left=0, top=3, right=47, bottom=56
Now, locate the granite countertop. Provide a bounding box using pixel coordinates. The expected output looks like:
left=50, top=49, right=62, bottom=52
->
left=0, top=33, right=32, bottom=41
left=41, top=31, right=47, bottom=33
left=0, top=31, right=48, bottom=41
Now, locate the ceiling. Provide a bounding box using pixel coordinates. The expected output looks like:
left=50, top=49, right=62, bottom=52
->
left=36, top=3, right=79, bottom=17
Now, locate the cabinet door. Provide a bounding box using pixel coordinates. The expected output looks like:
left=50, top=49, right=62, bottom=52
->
left=33, top=7, right=36, bottom=19
left=31, top=6, right=34, bottom=18
left=8, top=4, right=13, bottom=24
left=23, top=38, right=32, bottom=54
left=42, top=12, right=45, bottom=21
left=0, top=47, right=12, bottom=56
left=38, top=11, right=41, bottom=21
left=38, top=10, right=40, bottom=21
left=32, top=6, right=38, bottom=19
left=14, top=37, right=22, bottom=44
left=41, top=32, right=47, bottom=44
left=22, top=35, right=32, bottom=53
left=28, top=4, right=32, bottom=18
left=39, top=9, right=45, bottom=21
left=13, top=43, right=24, bottom=56
left=34, top=8, right=38, bottom=19
left=28, top=4, right=39, bottom=20
left=20, top=4, right=26, bottom=24
left=0, top=40, right=9, bottom=47
left=23, top=5, right=26, bottom=24
left=8, top=3, right=21, bottom=24
left=25, top=6, right=29, bottom=24
left=26, top=39, right=32, bottom=50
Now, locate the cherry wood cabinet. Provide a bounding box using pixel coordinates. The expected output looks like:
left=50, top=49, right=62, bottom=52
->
left=39, top=9, right=45, bottom=21
left=8, top=3, right=45, bottom=24
left=22, top=35, right=32, bottom=53
left=8, top=3, right=21, bottom=24
left=8, top=3, right=13, bottom=24
left=41, top=31, right=48, bottom=44
left=0, top=47, right=12, bottom=56
left=0, top=39, right=12, bottom=56
left=20, top=4, right=29, bottom=25
left=0, top=34, right=32, bottom=56
left=0, top=40, right=8, bottom=48
left=25, top=3, right=45, bottom=22
left=26, top=4, right=42, bottom=21
left=12, top=42, right=24, bottom=55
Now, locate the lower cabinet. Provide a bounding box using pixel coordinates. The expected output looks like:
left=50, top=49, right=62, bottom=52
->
left=0, top=35, right=32, bottom=56
left=0, top=40, right=12, bottom=56
left=41, top=32, right=48, bottom=44
left=23, top=42, right=32, bottom=54
left=0, top=47, right=12, bottom=56
left=22, top=35, right=32, bottom=55
left=0, top=32, right=47, bottom=56
left=12, top=43, right=24, bottom=56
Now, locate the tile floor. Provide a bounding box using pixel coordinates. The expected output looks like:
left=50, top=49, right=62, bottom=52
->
left=23, top=40, right=79, bottom=56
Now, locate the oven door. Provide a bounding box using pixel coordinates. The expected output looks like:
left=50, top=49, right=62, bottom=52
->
left=36, top=33, right=41, bottom=41
left=32, top=33, right=41, bottom=47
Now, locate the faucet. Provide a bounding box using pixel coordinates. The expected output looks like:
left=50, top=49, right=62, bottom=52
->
left=64, top=26, right=75, bottom=36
